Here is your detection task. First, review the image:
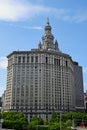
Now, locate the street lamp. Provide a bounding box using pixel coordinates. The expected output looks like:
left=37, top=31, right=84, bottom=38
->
left=0, top=112, right=4, bottom=130
left=60, top=112, right=62, bottom=130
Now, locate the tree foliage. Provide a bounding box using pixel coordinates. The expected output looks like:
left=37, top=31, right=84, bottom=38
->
left=51, top=111, right=58, bottom=122
left=1, top=111, right=87, bottom=130
left=2, top=112, right=28, bottom=130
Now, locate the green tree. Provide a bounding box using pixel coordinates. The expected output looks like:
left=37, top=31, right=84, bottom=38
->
left=28, top=116, right=44, bottom=130
left=2, top=112, right=28, bottom=130
left=51, top=111, right=57, bottom=122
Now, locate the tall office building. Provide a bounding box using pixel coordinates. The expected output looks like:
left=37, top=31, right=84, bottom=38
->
left=74, top=62, right=84, bottom=110
left=3, top=19, right=84, bottom=120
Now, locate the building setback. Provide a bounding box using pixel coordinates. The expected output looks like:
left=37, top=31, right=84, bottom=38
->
left=2, top=19, right=84, bottom=121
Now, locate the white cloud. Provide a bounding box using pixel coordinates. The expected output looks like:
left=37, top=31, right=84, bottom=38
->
left=0, top=0, right=50, bottom=21
left=0, top=0, right=70, bottom=22
left=23, top=26, right=43, bottom=30
left=83, top=67, right=87, bottom=74
left=0, top=0, right=87, bottom=22
left=0, top=0, right=30, bottom=21
left=84, top=83, right=87, bottom=92
left=0, top=57, right=7, bottom=69
left=72, top=10, right=87, bottom=23
left=9, top=23, right=43, bottom=30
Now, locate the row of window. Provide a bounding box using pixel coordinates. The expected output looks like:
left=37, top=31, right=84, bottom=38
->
left=14, top=56, right=69, bottom=67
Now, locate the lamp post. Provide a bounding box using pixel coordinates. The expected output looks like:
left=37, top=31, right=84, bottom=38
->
left=72, top=118, right=75, bottom=128
left=0, top=111, right=4, bottom=130
left=60, top=112, right=62, bottom=130
left=0, top=119, right=4, bottom=130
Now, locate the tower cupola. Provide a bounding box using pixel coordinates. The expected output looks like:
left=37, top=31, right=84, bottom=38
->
left=38, top=18, right=59, bottom=51
left=42, top=18, right=54, bottom=50
left=44, top=18, right=51, bottom=34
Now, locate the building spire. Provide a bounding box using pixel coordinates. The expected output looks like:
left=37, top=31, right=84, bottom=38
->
left=47, top=17, right=49, bottom=25
left=45, top=18, right=51, bottom=34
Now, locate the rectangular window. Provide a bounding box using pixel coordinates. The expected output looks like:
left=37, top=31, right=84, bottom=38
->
left=35, top=56, right=38, bottom=63
left=27, top=56, right=29, bottom=62
left=66, top=61, right=68, bottom=67
left=54, top=58, right=60, bottom=66
left=46, top=57, right=48, bottom=63
left=31, top=56, right=34, bottom=62
left=54, top=58, right=56, bottom=65
left=58, top=59, right=60, bottom=66
left=23, top=57, right=25, bottom=63
left=18, top=56, right=21, bottom=63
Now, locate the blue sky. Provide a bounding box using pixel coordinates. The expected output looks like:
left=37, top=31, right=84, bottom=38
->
left=0, top=0, right=87, bottom=96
